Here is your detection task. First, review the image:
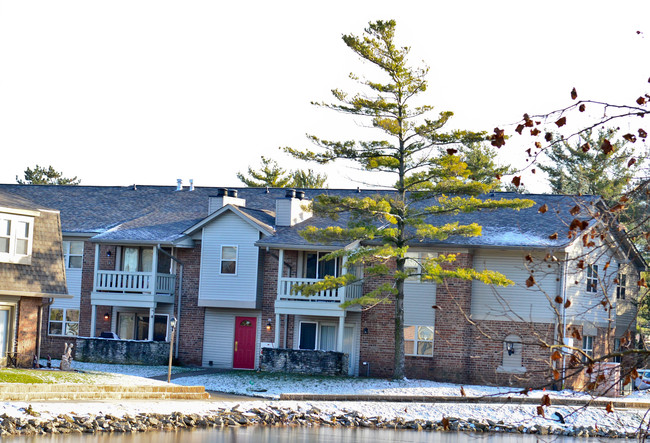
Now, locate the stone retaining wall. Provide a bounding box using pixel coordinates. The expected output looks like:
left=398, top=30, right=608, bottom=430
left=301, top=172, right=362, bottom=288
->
left=260, top=348, right=348, bottom=376
left=75, top=337, right=169, bottom=365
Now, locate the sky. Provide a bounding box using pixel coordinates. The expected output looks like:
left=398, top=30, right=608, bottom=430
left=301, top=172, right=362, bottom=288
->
left=0, top=1, right=648, bottom=192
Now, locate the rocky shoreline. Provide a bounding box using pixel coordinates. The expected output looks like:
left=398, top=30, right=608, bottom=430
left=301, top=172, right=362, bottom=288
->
left=0, top=405, right=641, bottom=439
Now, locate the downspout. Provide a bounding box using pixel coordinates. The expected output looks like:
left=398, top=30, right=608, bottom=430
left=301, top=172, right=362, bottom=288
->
left=37, top=298, right=54, bottom=363
left=559, top=257, right=568, bottom=387
left=157, top=246, right=184, bottom=359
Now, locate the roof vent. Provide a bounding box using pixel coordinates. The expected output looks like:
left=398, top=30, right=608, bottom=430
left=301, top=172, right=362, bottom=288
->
left=216, top=188, right=227, bottom=197
left=176, top=179, right=183, bottom=191
left=296, top=190, right=305, bottom=200
left=285, top=189, right=296, bottom=199
left=227, top=189, right=238, bottom=198
left=189, top=179, right=195, bottom=191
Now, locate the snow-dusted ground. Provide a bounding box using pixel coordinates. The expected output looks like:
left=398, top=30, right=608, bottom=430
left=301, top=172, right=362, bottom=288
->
left=12, top=360, right=648, bottom=435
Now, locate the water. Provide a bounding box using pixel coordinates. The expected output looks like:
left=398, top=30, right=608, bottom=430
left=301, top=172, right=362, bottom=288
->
left=2, top=427, right=612, bottom=443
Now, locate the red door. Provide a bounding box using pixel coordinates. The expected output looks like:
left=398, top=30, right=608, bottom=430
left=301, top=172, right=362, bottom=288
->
left=233, top=317, right=257, bottom=369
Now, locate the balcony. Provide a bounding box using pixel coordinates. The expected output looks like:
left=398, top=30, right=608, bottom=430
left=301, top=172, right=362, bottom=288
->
left=95, top=271, right=176, bottom=296
left=277, top=277, right=362, bottom=304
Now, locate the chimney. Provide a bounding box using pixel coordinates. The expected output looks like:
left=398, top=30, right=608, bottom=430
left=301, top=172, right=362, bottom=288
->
left=189, top=179, right=195, bottom=191
left=176, top=179, right=183, bottom=191
left=275, top=189, right=312, bottom=227
left=208, top=188, right=246, bottom=214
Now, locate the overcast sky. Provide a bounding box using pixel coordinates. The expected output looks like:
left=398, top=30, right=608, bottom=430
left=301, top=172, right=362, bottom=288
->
left=0, top=1, right=648, bottom=192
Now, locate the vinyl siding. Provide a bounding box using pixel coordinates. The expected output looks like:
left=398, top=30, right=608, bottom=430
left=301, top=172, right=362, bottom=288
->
left=51, top=267, right=81, bottom=311
left=471, top=251, right=559, bottom=322
left=198, top=211, right=260, bottom=305
left=202, top=308, right=261, bottom=368
left=404, top=281, right=436, bottom=326
left=564, top=239, right=618, bottom=329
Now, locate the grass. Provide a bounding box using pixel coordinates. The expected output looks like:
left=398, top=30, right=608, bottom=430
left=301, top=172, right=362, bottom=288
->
left=0, top=368, right=115, bottom=384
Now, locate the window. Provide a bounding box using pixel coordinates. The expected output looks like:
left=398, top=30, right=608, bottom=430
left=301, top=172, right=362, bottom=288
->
left=616, top=267, right=627, bottom=300
left=48, top=308, right=79, bottom=336
left=586, top=264, right=598, bottom=293
left=0, top=214, right=34, bottom=264
left=319, top=325, right=336, bottom=351
left=220, top=246, right=237, bottom=274
left=63, top=241, right=84, bottom=269
left=613, top=338, right=621, bottom=363
left=299, top=322, right=317, bottom=350
left=303, top=252, right=339, bottom=279
left=121, top=247, right=153, bottom=272
left=583, top=335, right=594, bottom=362
left=404, top=251, right=436, bottom=282
left=404, top=325, right=434, bottom=356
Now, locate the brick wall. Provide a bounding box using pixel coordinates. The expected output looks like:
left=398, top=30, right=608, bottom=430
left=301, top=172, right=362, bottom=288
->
left=16, top=297, right=40, bottom=367
left=176, top=243, right=204, bottom=366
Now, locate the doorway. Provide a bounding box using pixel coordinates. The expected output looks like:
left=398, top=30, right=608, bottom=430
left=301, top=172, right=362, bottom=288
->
left=233, top=317, right=256, bottom=369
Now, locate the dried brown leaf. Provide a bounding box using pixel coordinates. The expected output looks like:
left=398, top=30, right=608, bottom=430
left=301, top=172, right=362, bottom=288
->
left=571, top=88, right=578, bottom=100
left=555, top=117, right=567, bottom=127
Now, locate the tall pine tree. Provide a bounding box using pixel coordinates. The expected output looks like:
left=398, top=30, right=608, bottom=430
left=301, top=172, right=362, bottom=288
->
left=285, top=20, right=534, bottom=379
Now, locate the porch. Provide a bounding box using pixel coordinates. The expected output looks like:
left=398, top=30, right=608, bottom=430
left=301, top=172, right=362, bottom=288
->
left=89, top=244, right=177, bottom=341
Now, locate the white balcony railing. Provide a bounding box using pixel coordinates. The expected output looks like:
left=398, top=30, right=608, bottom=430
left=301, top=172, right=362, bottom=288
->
left=95, top=270, right=175, bottom=296
left=278, top=277, right=362, bottom=303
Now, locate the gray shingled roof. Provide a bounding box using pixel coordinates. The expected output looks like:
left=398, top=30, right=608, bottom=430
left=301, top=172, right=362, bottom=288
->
left=0, top=184, right=602, bottom=250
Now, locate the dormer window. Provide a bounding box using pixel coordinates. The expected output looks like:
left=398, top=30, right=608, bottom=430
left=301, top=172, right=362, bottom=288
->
left=0, top=214, right=34, bottom=264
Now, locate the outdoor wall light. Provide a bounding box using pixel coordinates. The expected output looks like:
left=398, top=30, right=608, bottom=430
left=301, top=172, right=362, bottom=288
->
left=363, top=327, right=369, bottom=335
left=106, top=250, right=112, bottom=257
left=104, top=312, right=110, bottom=321
left=266, top=319, right=272, bottom=331
left=506, top=341, right=515, bottom=356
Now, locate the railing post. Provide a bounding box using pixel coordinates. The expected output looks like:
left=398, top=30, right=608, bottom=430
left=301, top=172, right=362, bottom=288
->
left=277, top=249, right=284, bottom=300
left=93, top=244, right=100, bottom=294
left=337, top=315, right=345, bottom=352
left=151, top=247, right=158, bottom=295
left=90, top=304, right=97, bottom=338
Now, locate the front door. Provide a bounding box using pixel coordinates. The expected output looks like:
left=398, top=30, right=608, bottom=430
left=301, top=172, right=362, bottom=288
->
left=233, top=317, right=256, bottom=369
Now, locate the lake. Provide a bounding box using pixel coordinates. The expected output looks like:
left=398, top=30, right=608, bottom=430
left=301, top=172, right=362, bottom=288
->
left=3, top=427, right=612, bottom=442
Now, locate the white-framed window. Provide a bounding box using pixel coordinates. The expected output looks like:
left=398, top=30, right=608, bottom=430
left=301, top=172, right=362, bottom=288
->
left=404, top=325, right=434, bottom=356
left=586, top=264, right=598, bottom=293
left=48, top=308, right=79, bottom=336
left=616, top=267, right=627, bottom=300
left=583, top=335, right=594, bottom=362
left=0, top=214, right=34, bottom=264
left=63, top=240, right=84, bottom=269
left=220, top=245, right=238, bottom=274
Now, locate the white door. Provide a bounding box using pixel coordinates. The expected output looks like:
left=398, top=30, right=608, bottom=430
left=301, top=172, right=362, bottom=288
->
left=343, top=326, right=356, bottom=376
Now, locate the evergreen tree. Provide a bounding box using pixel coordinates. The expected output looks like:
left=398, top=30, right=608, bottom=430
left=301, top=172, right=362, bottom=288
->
left=285, top=20, right=534, bottom=379
left=237, top=156, right=328, bottom=188
left=291, top=169, right=327, bottom=188
left=16, top=165, right=80, bottom=185
left=538, top=128, right=639, bottom=200
left=451, top=141, right=515, bottom=190
left=236, top=156, right=292, bottom=188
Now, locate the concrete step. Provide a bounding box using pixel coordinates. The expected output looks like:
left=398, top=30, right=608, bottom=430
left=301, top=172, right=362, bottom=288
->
left=0, top=383, right=210, bottom=401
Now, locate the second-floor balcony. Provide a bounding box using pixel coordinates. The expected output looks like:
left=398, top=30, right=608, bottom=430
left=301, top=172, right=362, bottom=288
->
left=277, top=277, right=362, bottom=304
left=95, top=270, right=176, bottom=296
